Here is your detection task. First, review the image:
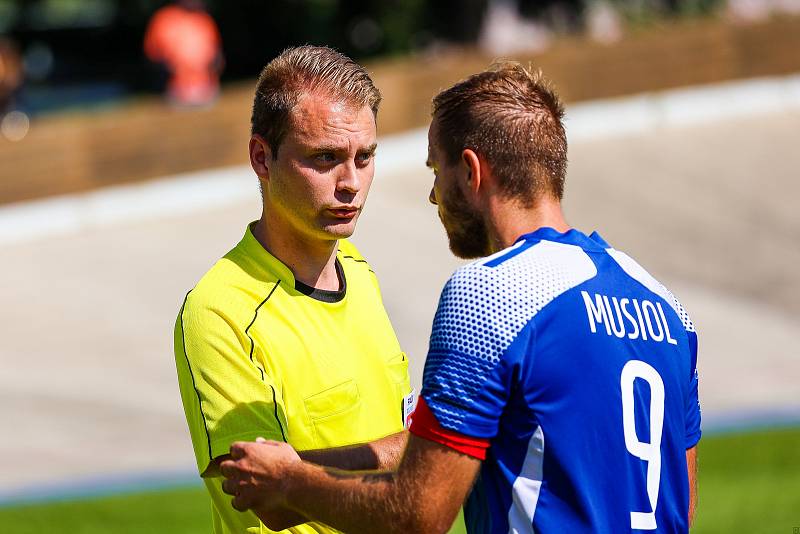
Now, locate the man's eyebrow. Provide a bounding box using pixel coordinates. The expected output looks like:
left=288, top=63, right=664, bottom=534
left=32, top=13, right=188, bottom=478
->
left=312, top=144, right=345, bottom=152
left=312, top=143, right=377, bottom=154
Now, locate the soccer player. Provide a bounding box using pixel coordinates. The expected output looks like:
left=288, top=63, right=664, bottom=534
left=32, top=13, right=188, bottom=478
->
left=174, top=46, right=413, bottom=534
left=219, top=62, right=701, bottom=533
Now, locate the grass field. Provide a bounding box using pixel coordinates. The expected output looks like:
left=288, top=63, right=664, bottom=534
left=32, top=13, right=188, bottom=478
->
left=1, top=428, right=797, bottom=533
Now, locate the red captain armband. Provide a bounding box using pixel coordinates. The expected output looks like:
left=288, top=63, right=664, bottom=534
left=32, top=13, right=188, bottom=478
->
left=408, top=397, right=490, bottom=460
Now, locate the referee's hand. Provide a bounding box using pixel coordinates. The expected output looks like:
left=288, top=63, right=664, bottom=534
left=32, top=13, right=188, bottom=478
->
left=221, top=438, right=301, bottom=513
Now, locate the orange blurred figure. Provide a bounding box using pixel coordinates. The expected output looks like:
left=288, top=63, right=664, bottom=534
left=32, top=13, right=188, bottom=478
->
left=144, top=0, right=223, bottom=106
left=0, top=37, right=23, bottom=114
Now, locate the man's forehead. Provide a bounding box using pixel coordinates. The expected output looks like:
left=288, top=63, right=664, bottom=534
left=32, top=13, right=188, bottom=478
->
left=289, top=92, right=375, bottom=145
left=292, top=91, right=369, bottom=123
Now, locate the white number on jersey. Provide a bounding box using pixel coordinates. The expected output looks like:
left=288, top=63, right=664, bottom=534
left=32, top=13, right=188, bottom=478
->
left=620, top=360, right=665, bottom=530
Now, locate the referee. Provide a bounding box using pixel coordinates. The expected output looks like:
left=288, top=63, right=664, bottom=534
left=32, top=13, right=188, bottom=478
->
left=174, top=46, right=413, bottom=534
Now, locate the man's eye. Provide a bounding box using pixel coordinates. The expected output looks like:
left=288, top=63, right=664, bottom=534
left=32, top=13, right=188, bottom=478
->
left=356, top=152, right=373, bottom=164
left=315, top=153, right=336, bottom=163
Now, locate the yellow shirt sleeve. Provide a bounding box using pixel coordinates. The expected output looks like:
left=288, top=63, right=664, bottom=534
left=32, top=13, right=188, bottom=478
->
left=174, top=291, right=288, bottom=476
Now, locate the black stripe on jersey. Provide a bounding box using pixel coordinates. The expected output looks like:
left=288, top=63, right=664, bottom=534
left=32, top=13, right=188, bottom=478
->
left=179, top=290, right=214, bottom=462
left=244, top=279, right=287, bottom=442
left=339, top=254, right=375, bottom=274
left=245, top=280, right=281, bottom=381
left=270, top=384, right=288, bottom=442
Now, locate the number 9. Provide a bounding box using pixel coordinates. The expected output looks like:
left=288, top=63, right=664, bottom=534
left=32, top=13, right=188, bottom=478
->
left=621, top=359, right=665, bottom=530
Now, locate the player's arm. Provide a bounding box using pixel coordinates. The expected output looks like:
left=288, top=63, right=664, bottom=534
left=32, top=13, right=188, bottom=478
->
left=206, top=430, right=407, bottom=477
left=687, top=445, right=698, bottom=526
left=221, top=433, right=480, bottom=534
left=299, top=430, right=408, bottom=471
left=682, top=307, right=700, bottom=528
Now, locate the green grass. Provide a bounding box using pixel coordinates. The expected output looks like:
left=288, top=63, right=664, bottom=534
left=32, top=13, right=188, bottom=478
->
left=0, top=486, right=211, bottom=534
left=692, top=427, right=800, bottom=534
left=0, top=428, right=797, bottom=533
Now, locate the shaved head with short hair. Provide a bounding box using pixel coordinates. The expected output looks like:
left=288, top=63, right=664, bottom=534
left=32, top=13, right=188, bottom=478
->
left=432, top=62, right=568, bottom=204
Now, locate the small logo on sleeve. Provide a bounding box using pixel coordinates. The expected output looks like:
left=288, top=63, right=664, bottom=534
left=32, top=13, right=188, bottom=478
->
left=403, top=389, right=417, bottom=429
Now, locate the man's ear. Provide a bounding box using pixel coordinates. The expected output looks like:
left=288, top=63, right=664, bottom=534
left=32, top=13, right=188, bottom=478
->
left=461, top=148, right=482, bottom=195
left=250, top=134, right=273, bottom=182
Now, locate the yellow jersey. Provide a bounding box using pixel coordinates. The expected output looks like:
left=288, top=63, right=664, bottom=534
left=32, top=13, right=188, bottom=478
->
left=175, top=223, right=411, bottom=534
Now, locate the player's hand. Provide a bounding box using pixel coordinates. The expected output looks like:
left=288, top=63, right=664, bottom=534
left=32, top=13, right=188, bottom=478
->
left=220, top=438, right=302, bottom=513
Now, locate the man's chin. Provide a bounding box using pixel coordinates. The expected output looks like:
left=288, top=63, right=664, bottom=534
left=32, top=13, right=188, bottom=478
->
left=320, top=220, right=357, bottom=239
left=439, top=203, right=490, bottom=259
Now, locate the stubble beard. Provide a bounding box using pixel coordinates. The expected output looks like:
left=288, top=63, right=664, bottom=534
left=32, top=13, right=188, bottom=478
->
left=440, top=185, right=491, bottom=260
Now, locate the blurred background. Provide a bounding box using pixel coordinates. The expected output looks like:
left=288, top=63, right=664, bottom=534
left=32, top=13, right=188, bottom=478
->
left=1, top=1, right=799, bottom=532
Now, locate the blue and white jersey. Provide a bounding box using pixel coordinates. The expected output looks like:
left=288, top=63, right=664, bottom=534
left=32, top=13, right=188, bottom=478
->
left=416, top=227, right=701, bottom=533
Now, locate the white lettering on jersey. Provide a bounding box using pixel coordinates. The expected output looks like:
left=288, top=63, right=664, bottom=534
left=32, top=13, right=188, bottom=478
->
left=581, top=291, right=678, bottom=345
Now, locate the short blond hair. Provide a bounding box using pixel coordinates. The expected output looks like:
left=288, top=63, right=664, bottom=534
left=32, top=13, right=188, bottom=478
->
left=251, top=45, right=382, bottom=157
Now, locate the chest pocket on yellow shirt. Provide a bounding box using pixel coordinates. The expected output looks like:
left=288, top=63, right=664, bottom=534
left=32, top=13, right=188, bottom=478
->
left=303, top=379, right=361, bottom=445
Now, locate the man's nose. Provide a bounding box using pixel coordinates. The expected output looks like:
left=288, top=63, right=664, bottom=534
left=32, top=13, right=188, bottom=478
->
left=337, top=162, right=361, bottom=193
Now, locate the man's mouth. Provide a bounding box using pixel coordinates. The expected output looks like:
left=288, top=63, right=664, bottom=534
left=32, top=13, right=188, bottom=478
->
left=328, top=207, right=359, bottom=220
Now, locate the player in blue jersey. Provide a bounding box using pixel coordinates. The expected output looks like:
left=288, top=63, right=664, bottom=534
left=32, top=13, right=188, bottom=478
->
left=219, top=62, right=701, bottom=533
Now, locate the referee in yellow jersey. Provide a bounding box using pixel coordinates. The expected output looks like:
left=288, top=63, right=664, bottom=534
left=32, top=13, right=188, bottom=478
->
left=174, top=46, right=413, bottom=534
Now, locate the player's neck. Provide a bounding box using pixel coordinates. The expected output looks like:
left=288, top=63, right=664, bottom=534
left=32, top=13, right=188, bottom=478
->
left=485, top=195, right=570, bottom=253
left=253, top=217, right=340, bottom=291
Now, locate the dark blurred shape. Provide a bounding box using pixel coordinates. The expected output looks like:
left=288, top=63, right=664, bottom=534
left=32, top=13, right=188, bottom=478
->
left=0, top=2, right=20, bottom=33
left=22, top=41, right=53, bottom=82
left=0, top=35, right=29, bottom=141
left=143, top=0, right=223, bottom=107
left=349, top=16, right=383, bottom=53
left=428, top=0, right=489, bottom=43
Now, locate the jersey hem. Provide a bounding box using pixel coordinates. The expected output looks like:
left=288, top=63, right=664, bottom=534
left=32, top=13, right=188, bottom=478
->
left=686, top=430, right=702, bottom=449
left=422, top=393, right=499, bottom=438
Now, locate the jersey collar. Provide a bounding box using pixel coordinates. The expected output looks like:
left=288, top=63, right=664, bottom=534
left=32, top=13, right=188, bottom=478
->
left=242, top=223, right=349, bottom=303
left=241, top=223, right=297, bottom=284
left=515, top=227, right=610, bottom=251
